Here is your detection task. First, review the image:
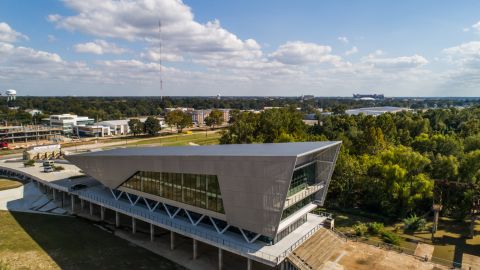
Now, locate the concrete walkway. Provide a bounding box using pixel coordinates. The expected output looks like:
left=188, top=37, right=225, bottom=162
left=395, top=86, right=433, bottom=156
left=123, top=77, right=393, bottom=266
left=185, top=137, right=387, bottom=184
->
left=0, top=182, right=67, bottom=215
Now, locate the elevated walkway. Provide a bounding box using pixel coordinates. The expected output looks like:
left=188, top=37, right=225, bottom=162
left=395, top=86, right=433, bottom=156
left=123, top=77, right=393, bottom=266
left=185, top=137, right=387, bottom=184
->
left=287, top=227, right=345, bottom=270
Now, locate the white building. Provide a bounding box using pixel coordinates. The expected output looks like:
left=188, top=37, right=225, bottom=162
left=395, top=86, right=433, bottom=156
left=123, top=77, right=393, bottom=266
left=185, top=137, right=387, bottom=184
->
left=46, top=114, right=95, bottom=134
left=96, top=120, right=130, bottom=136
left=345, top=106, right=411, bottom=116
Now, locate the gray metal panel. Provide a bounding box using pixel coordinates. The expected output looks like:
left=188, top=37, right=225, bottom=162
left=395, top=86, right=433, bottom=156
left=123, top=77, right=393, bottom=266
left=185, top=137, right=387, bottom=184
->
left=65, top=141, right=341, bottom=238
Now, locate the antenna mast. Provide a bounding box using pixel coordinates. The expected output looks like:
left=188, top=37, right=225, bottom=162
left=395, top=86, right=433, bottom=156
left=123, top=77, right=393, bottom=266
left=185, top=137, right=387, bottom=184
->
left=159, top=20, right=163, bottom=100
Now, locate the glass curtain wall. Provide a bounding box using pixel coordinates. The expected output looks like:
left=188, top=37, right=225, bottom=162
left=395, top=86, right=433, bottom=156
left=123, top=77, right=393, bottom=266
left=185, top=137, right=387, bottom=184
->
left=287, top=162, right=317, bottom=197
left=121, top=171, right=224, bottom=213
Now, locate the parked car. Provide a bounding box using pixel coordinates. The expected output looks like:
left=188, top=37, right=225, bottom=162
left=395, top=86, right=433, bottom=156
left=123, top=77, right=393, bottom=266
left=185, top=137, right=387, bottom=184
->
left=44, top=166, right=54, bottom=173
left=43, top=160, right=55, bottom=167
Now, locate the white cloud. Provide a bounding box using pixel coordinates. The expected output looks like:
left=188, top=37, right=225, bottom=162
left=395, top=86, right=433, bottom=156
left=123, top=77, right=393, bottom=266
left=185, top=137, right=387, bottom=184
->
left=48, top=0, right=262, bottom=65
left=0, top=22, right=28, bottom=42
left=345, top=46, right=358, bottom=56
left=363, top=53, right=428, bottom=70
left=338, top=36, right=349, bottom=44
left=74, top=39, right=127, bottom=55
left=140, top=47, right=184, bottom=62
left=269, top=41, right=343, bottom=66
left=472, top=21, right=480, bottom=32
left=47, top=14, right=62, bottom=23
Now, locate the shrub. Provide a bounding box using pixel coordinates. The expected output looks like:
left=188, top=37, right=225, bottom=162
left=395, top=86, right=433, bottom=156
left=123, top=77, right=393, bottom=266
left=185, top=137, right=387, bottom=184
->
left=381, top=230, right=401, bottom=246
left=403, top=214, right=427, bottom=232
left=353, top=222, right=368, bottom=236
left=53, top=165, right=65, bottom=171
left=367, top=222, right=385, bottom=235
left=23, top=159, right=35, bottom=167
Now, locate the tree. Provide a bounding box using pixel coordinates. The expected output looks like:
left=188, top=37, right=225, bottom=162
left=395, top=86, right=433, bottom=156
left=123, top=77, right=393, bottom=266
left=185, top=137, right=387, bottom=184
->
left=128, top=119, right=144, bottom=136
left=430, top=154, right=459, bottom=181
left=205, top=109, right=224, bottom=129
left=459, top=150, right=480, bottom=184
left=143, top=116, right=161, bottom=136
left=177, top=112, right=192, bottom=133
left=165, top=110, right=192, bottom=133
left=369, top=146, right=433, bottom=216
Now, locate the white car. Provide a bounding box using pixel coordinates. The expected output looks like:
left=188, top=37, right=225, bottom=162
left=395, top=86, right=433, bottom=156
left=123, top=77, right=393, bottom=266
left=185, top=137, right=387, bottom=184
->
left=44, top=166, right=54, bottom=173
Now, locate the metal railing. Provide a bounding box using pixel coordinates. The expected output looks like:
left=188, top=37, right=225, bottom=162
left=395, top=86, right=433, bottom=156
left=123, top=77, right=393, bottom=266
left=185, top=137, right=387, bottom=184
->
left=76, top=190, right=281, bottom=264
left=284, top=183, right=324, bottom=209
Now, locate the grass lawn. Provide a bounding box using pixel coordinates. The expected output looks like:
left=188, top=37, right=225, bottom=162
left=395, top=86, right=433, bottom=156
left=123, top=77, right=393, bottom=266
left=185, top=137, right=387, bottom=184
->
left=0, top=178, right=23, bottom=191
left=0, top=211, right=185, bottom=270
left=328, top=208, right=480, bottom=266
left=118, top=132, right=221, bottom=148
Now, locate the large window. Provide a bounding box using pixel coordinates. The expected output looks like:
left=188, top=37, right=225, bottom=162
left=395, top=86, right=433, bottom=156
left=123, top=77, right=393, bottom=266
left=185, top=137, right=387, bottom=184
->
left=121, top=171, right=224, bottom=213
left=287, top=162, right=316, bottom=197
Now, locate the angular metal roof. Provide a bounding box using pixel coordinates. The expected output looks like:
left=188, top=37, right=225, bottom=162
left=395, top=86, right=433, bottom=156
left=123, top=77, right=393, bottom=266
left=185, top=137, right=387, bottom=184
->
left=72, top=141, right=341, bottom=157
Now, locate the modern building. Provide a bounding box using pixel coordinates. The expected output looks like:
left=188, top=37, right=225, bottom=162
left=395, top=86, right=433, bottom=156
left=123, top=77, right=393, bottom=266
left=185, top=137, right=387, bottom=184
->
left=74, top=125, right=110, bottom=137
left=45, top=114, right=95, bottom=134
left=346, top=106, right=410, bottom=116
left=96, top=120, right=130, bottom=136
left=66, top=141, right=341, bottom=269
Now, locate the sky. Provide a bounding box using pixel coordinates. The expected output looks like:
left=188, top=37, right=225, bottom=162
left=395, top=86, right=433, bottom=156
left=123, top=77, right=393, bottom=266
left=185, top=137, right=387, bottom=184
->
left=1, top=0, right=480, bottom=97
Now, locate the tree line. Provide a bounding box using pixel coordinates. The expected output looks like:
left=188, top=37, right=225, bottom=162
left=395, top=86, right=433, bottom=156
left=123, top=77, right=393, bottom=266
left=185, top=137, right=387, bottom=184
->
left=220, top=106, right=480, bottom=220
left=2, top=96, right=479, bottom=125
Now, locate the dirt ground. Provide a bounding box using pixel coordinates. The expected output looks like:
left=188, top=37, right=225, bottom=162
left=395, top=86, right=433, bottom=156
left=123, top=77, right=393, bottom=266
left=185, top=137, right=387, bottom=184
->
left=332, top=241, right=447, bottom=270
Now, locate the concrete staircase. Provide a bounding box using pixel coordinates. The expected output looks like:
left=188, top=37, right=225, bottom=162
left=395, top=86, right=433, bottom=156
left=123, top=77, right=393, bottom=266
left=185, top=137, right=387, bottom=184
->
left=287, top=227, right=344, bottom=270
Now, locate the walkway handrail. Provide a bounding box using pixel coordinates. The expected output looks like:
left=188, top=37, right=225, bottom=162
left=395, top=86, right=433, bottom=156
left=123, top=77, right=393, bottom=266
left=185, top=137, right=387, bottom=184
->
left=76, top=190, right=281, bottom=263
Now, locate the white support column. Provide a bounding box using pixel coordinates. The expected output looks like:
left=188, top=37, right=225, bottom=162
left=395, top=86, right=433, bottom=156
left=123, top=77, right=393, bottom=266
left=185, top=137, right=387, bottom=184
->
left=62, top=192, right=66, bottom=206
left=132, top=217, right=136, bottom=234
left=170, top=231, right=175, bottom=250
left=218, top=248, right=223, bottom=270
left=89, top=202, right=93, bottom=216
left=80, top=199, right=85, bottom=209
left=100, top=206, right=105, bottom=221
left=150, top=224, right=155, bottom=242
left=247, top=258, right=252, bottom=270
left=70, top=195, right=75, bottom=213
left=115, top=211, right=120, bottom=227
left=193, top=239, right=198, bottom=260
left=52, top=189, right=56, bottom=201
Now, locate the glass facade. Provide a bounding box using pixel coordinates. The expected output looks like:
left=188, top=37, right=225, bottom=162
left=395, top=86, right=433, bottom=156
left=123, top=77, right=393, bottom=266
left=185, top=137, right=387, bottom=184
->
left=121, top=171, right=224, bottom=213
left=281, top=194, right=314, bottom=220
left=287, top=162, right=316, bottom=197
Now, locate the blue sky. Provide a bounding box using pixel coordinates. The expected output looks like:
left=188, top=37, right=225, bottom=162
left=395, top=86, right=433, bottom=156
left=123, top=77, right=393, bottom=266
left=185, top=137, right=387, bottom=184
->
left=1, top=0, right=480, bottom=96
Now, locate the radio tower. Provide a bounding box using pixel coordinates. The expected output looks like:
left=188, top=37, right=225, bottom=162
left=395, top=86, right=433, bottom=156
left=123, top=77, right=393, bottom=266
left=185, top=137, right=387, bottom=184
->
left=159, top=20, right=163, bottom=100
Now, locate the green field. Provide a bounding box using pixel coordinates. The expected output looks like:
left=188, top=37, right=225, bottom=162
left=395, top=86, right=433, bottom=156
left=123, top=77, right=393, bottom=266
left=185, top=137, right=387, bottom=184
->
left=0, top=178, right=23, bottom=191
left=0, top=211, right=185, bottom=270
left=112, top=132, right=221, bottom=148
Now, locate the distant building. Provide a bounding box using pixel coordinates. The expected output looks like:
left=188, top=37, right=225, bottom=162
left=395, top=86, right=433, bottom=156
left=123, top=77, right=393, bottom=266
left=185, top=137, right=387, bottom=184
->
left=346, top=106, right=410, bottom=116
left=74, top=125, right=111, bottom=138
left=45, top=114, right=95, bottom=134
left=0, top=125, right=62, bottom=144
left=301, top=94, right=315, bottom=101
left=96, top=120, right=131, bottom=136
left=353, top=93, right=384, bottom=100
left=25, top=109, right=42, bottom=116
left=191, top=109, right=230, bottom=126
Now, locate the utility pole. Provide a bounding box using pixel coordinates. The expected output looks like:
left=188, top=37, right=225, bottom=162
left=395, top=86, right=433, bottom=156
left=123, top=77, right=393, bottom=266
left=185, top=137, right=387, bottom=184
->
left=159, top=20, right=163, bottom=101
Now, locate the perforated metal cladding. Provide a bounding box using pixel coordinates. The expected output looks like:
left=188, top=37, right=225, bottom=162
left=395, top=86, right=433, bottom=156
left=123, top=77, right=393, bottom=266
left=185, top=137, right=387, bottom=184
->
left=66, top=142, right=342, bottom=238
left=67, top=154, right=295, bottom=237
